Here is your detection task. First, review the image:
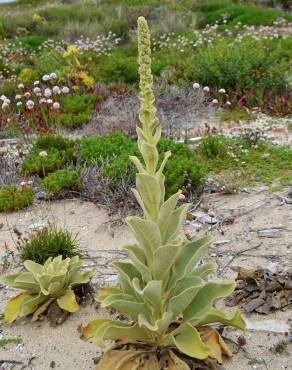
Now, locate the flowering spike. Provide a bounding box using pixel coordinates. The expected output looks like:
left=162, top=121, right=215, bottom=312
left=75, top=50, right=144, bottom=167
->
left=133, top=17, right=162, bottom=178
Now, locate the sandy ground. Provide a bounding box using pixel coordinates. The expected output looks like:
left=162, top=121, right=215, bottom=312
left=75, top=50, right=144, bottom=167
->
left=0, top=191, right=291, bottom=370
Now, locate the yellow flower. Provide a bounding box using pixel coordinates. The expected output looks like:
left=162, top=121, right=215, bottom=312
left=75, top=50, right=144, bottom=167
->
left=32, top=13, right=45, bottom=24
left=16, top=27, right=29, bottom=35
left=63, top=45, right=78, bottom=58
left=78, top=72, right=94, bottom=87
left=72, top=85, right=79, bottom=91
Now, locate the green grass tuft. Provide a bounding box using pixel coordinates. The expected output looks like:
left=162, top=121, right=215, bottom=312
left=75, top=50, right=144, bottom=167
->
left=20, top=226, right=81, bottom=264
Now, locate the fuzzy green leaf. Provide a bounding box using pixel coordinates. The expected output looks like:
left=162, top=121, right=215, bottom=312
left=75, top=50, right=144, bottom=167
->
left=183, top=282, right=236, bottom=322
left=167, top=323, right=210, bottom=359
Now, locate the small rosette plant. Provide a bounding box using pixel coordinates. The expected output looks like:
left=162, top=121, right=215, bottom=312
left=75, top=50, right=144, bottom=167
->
left=82, top=17, right=245, bottom=369
left=3, top=255, right=92, bottom=323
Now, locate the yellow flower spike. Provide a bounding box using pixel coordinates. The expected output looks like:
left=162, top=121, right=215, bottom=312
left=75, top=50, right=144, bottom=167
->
left=32, top=13, right=45, bottom=24
left=78, top=71, right=94, bottom=87
left=63, top=45, right=78, bottom=58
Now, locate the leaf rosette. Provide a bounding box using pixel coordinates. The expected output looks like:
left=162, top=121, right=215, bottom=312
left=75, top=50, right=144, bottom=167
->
left=3, top=255, right=92, bottom=323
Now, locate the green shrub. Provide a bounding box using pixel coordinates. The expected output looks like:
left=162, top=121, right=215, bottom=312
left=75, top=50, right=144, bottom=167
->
left=35, top=134, right=73, bottom=151
left=79, top=133, right=206, bottom=193
left=18, top=68, right=39, bottom=85
left=59, top=94, right=100, bottom=128
left=0, top=21, right=5, bottom=38
left=21, top=148, right=65, bottom=176
left=177, top=37, right=291, bottom=98
left=40, top=169, right=81, bottom=195
left=198, top=4, right=292, bottom=28
left=158, top=138, right=207, bottom=195
left=0, top=80, right=17, bottom=98
left=79, top=132, right=138, bottom=164
left=13, top=35, right=47, bottom=52
left=19, top=226, right=81, bottom=264
left=200, top=135, right=227, bottom=158
left=0, top=185, right=34, bottom=213
left=198, top=0, right=234, bottom=13
left=164, top=156, right=207, bottom=196
left=34, top=50, right=66, bottom=76
left=79, top=133, right=138, bottom=188
left=94, top=52, right=138, bottom=84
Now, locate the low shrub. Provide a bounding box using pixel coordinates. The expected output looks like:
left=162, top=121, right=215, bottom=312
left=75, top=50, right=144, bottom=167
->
left=198, top=3, right=292, bottom=28
left=0, top=185, right=34, bottom=212
left=12, top=35, right=47, bottom=52
left=79, top=133, right=138, bottom=188
left=200, top=135, right=227, bottom=158
left=34, top=50, right=66, bottom=76
left=94, top=52, right=138, bottom=84
left=21, top=148, right=65, bottom=177
left=40, top=169, right=81, bottom=195
left=59, top=94, right=100, bottom=128
left=35, top=134, right=73, bottom=151
left=18, top=68, right=39, bottom=85
left=19, top=226, right=81, bottom=264
left=198, top=0, right=234, bottom=13
left=80, top=133, right=206, bottom=194
left=171, top=37, right=291, bottom=113
left=23, top=132, right=207, bottom=196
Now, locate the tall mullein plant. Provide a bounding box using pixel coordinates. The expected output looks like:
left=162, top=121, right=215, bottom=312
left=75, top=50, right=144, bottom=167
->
left=82, top=17, right=245, bottom=369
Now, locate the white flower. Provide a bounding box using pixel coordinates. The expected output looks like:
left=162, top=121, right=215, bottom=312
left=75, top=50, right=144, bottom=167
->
left=0, top=95, right=6, bottom=101
left=42, top=74, right=50, bottom=81
left=26, top=100, right=35, bottom=109
left=39, top=151, right=48, bottom=158
left=203, top=86, right=210, bottom=92
left=52, top=102, right=60, bottom=110
left=15, top=94, right=22, bottom=100
left=24, top=92, right=31, bottom=98
left=62, top=86, right=70, bottom=94
left=50, top=72, right=57, bottom=79
left=20, top=181, right=27, bottom=187
left=44, top=88, right=52, bottom=98
left=226, top=101, right=232, bottom=106
left=192, top=82, right=200, bottom=89
left=33, top=87, right=41, bottom=94
left=16, top=101, right=22, bottom=106
left=18, top=83, right=24, bottom=89
left=219, top=88, right=226, bottom=94
left=52, top=86, right=61, bottom=94
left=47, top=99, right=53, bottom=104
left=211, top=99, right=218, bottom=104
left=34, top=81, right=40, bottom=85
left=4, top=99, right=10, bottom=104
left=2, top=102, right=9, bottom=110
left=39, top=98, right=46, bottom=104
left=27, top=180, right=33, bottom=185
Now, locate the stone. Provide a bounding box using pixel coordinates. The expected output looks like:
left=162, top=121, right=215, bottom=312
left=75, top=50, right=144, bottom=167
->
left=257, top=228, right=282, bottom=238
left=245, top=319, right=290, bottom=334
left=192, top=211, right=218, bottom=224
